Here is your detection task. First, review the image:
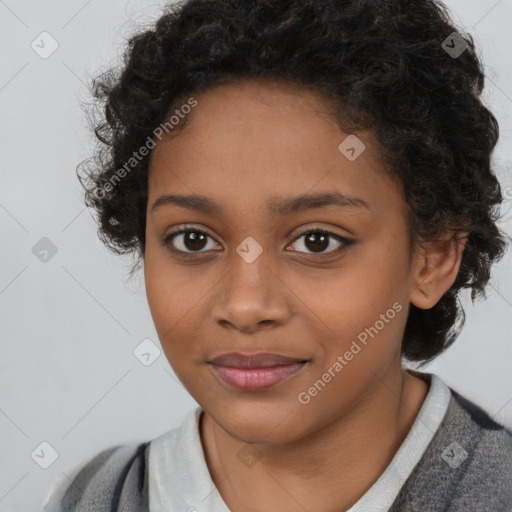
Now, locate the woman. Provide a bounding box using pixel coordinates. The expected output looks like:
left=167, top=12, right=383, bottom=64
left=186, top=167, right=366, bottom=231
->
left=44, top=0, right=512, bottom=510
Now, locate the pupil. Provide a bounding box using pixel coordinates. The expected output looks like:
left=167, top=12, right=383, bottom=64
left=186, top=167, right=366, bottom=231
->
left=185, top=232, right=207, bottom=251
left=306, top=233, right=328, bottom=253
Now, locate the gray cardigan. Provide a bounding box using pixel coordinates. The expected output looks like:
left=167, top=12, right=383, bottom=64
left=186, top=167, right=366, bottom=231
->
left=44, top=389, right=512, bottom=512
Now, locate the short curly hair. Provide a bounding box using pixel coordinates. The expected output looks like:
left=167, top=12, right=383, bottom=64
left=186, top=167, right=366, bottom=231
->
left=77, top=0, right=509, bottom=366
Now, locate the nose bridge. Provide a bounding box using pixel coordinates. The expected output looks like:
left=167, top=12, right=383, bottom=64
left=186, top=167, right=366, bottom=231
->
left=226, top=241, right=273, bottom=300
left=210, top=242, right=290, bottom=330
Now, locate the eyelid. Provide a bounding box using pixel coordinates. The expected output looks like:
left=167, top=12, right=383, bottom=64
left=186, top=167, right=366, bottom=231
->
left=162, top=225, right=219, bottom=252
left=161, top=225, right=355, bottom=261
left=286, top=223, right=352, bottom=243
left=286, top=227, right=353, bottom=259
left=162, top=224, right=353, bottom=256
left=164, top=223, right=352, bottom=243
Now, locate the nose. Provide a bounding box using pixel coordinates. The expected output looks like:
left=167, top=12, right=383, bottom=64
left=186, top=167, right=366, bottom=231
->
left=210, top=254, right=292, bottom=334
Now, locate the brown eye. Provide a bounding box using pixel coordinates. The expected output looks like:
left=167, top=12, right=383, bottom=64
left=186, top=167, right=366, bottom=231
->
left=288, top=229, right=352, bottom=257
left=162, top=226, right=353, bottom=259
left=163, top=227, right=219, bottom=254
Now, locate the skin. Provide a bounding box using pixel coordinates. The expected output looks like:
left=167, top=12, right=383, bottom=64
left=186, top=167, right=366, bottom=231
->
left=144, top=78, right=467, bottom=511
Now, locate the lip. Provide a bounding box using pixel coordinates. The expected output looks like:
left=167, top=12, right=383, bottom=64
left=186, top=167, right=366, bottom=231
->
left=210, top=362, right=308, bottom=392
left=208, top=352, right=308, bottom=368
left=208, top=352, right=310, bottom=392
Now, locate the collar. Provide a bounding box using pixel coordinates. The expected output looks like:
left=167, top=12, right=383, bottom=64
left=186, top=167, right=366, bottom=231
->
left=149, top=371, right=451, bottom=512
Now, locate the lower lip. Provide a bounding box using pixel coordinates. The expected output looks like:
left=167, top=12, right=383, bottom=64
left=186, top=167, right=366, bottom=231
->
left=210, top=362, right=307, bottom=391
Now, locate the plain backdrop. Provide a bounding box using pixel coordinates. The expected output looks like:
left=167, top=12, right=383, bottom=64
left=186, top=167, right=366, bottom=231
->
left=0, top=0, right=511, bottom=510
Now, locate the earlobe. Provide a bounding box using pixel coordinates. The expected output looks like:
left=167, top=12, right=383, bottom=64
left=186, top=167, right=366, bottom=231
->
left=409, top=232, right=468, bottom=310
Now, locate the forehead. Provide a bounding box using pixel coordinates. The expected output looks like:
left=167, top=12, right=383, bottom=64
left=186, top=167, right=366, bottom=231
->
left=147, top=79, right=401, bottom=217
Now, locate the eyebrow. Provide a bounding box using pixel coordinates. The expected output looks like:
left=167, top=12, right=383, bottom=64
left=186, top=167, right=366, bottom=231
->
left=151, top=191, right=370, bottom=217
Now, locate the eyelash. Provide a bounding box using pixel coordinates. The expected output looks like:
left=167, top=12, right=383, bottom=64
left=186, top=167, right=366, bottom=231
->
left=162, top=225, right=353, bottom=259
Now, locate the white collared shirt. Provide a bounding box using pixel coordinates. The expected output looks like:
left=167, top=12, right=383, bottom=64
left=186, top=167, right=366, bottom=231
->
left=149, top=372, right=451, bottom=512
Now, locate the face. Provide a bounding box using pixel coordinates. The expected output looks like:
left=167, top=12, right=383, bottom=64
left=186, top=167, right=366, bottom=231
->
left=144, top=78, right=419, bottom=444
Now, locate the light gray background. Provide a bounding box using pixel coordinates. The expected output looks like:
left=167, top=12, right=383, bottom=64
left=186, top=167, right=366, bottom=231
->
left=0, top=1, right=511, bottom=510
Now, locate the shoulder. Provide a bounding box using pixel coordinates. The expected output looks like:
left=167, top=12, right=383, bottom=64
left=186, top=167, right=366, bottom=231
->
left=447, top=390, right=512, bottom=497
left=391, top=387, right=512, bottom=511
left=451, top=389, right=512, bottom=441
left=447, top=389, right=512, bottom=467
left=43, top=441, right=150, bottom=512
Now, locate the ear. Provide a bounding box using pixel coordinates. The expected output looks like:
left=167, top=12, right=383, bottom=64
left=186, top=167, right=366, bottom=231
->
left=409, top=231, right=469, bottom=310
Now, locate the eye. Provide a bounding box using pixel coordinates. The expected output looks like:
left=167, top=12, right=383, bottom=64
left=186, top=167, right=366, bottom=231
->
left=163, top=226, right=219, bottom=255
left=162, top=226, right=353, bottom=258
left=287, top=228, right=352, bottom=258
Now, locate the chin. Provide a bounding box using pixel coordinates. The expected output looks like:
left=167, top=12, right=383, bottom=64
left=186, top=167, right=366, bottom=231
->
left=210, top=406, right=309, bottom=445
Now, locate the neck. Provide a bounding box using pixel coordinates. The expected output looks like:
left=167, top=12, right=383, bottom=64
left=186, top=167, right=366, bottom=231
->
left=200, top=367, right=429, bottom=512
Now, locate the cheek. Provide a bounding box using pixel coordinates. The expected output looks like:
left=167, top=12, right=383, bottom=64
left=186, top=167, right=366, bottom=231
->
left=145, top=241, right=191, bottom=322
left=297, top=236, right=408, bottom=322
left=145, top=247, right=188, bottom=343
left=297, top=233, right=410, bottom=360
left=144, top=246, right=215, bottom=368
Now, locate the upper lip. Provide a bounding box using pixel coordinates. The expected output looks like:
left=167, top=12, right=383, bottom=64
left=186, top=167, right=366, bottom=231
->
left=209, top=352, right=309, bottom=368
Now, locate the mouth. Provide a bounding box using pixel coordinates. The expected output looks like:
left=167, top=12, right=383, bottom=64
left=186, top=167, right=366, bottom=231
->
left=208, top=351, right=309, bottom=368
left=207, top=352, right=310, bottom=392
